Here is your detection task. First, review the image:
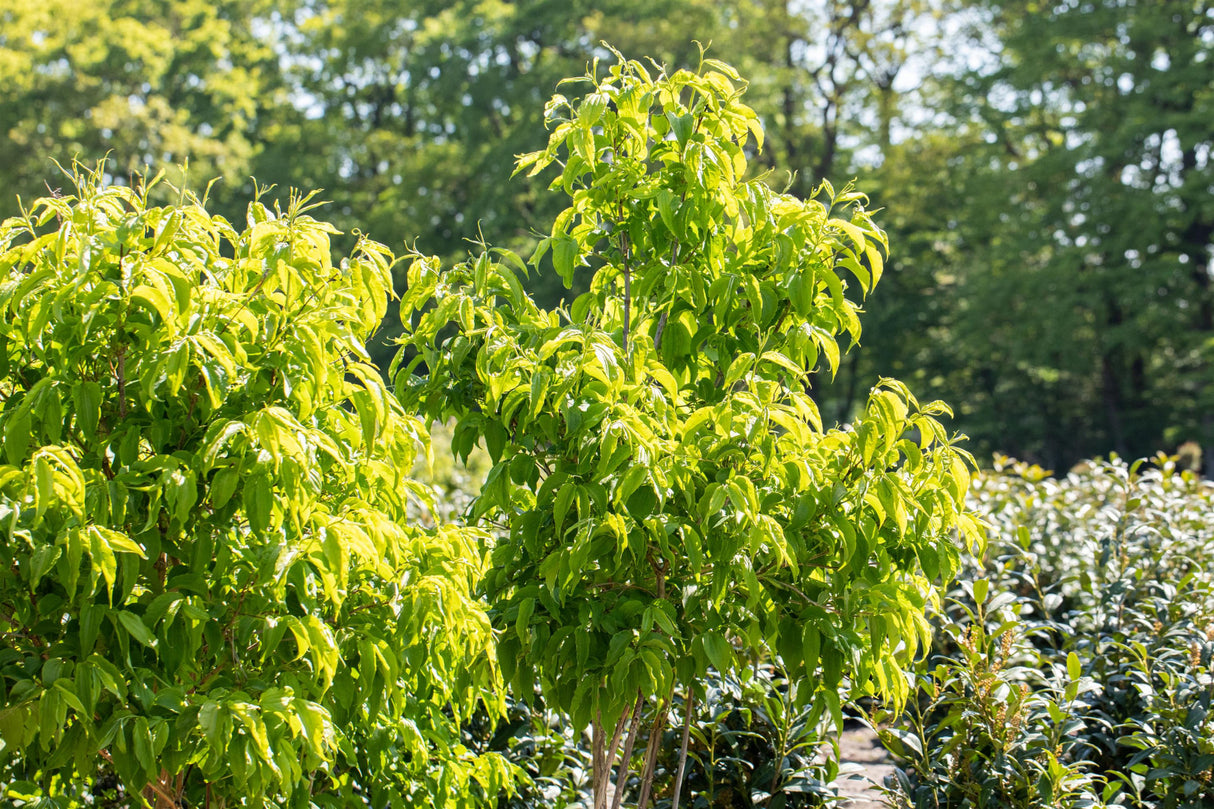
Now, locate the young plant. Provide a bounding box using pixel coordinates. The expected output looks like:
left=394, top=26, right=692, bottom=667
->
left=0, top=169, right=509, bottom=807
left=872, top=588, right=1106, bottom=809
left=397, top=51, right=978, bottom=809
left=878, top=456, right=1214, bottom=809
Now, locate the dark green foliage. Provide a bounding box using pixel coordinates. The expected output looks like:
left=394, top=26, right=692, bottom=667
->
left=472, top=665, right=844, bottom=808
left=874, top=457, right=1214, bottom=808
left=846, top=0, right=1214, bottom=470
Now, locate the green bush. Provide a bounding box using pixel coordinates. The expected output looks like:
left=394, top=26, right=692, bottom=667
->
left=874, top=457, right=1214, bottom=809
left=466, top=662, right=844, bottom=809
left=397, top=51, right=978, bottom=809
left=0, top=170, right=509, bottom=806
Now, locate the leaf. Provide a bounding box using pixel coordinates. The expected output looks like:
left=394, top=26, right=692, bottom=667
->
left=246, top=473, right=272, bottom=534
left=760, top=350, right=805, bottom=379
left=72, top=381, right=102, bottom=438
left=656, top=190, right=678, bottom=234
left=482, top=419, right=507, bottom=465
left=667, top=111, right=694, bottom=146
left=210, top=467, right=239, bottom=509
left=133, top=716, right=156, bottom=779
left=117, top=611, right=157, bottom=649
left=91, top=526, right=146, bottom=559
left=971, top=578, right=989, bottom=606
left=52, top=681, right=86, bottom=716
left=4, top=406, right=31, bottom=465
left=552, top=236, right=579, bottom=285
left=1066, top=651, right=1081, bottom=682
left=529, top=366, right=552, bottom=420
left=702, top=632, right=732, bottom=673
left=881, top=727, right=924, bottom=760
left=579, top=91, right=608, bottom=126
left=131, top=282, right=177, bottom=330
left=515, top=597, right=535, bottom=641
left=554, top=483, right=576, bottom=533
left=864, top=242, right=884, bottom=287
left=33, top=453, right=54, bottom=519
left=802, top=624, right=821, bottom=673
left=86, top=526, right=118, bottom=598
left=682, top=406, right=715, bottom=439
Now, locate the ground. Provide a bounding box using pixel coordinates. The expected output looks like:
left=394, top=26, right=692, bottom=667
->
left=830, top=725, right=896, bottom=808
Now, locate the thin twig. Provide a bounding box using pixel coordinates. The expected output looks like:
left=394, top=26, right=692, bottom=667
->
left=621, top=232, right=632, bottom=354
left=635, top=689, right=674, bottom=809
left=671, top=690, right=697, bottom=809
left=610, top=692, right=646, bottom=809
left=116, top=349, right=127, bottom=418
left=653, top=310, right=669, bottom=353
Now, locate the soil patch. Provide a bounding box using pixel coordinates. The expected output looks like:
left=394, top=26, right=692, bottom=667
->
left=827, top=724, right=896, bottom=808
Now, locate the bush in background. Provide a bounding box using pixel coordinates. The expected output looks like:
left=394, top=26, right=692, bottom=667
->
left=873, top=457, right=1214, bottom=808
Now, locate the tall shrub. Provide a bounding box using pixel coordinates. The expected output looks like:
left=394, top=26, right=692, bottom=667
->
left=0, top=171, right=509, bottom=807
left=397, top=52, right=980, bottom=807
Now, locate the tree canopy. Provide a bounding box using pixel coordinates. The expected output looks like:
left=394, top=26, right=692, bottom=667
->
left=396, top=52, right=978, bottom=808
left=1, top=0, right=1210, bottom=467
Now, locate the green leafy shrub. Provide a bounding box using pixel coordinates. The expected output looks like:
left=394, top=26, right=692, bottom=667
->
left=878, top=589, right=1106, bottom=808
left=680, top=664, right=840, bottom=808
left=469, top=662, right=844, bottom=809
left=875, top=457, right=1214, bottom=809
left=397, top=50, right=978, bottom=808
left=0, top=170, right=509, bottom=806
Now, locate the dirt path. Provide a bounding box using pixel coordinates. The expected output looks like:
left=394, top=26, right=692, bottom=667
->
left=828, top=725, right=897, bottom=808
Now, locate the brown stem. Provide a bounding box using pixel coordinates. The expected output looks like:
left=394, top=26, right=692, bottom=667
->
left=598, top=703, right=633, bottom=809
left=671, top=690, right=697, bottom=809
left=100, top=751, right=175, bottom=808
left=635, top=690, right=674, bottom=809
left=653, top=311, right=669, bottom=353
left=647, top=551, right=667, bottom=600
left=610, top=692, right=646, bottom=809
left=142, top=782, right=178, bottom=808
left=622, top=232, right=632, bottom=354
left=593, top=715, right=606, bottom=809
left=116, top=349, right=127, bottom=418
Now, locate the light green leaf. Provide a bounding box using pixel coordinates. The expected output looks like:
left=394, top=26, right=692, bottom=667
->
left=1066, top=651, right=1081, bottom=682
left=117, top=611, right=157, bottom=649
left=971, top=578, right=989, bottom=606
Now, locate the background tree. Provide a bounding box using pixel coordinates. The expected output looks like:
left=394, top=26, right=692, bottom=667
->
left=0, top=170, right=508, bottom=806
left=854, top=0, right=1214, bottom=470
left=263, top=0, right=735, bottom=368
left=0, top=0, right=291, bottom=225
left=3, top=0, right=1210, bottom=469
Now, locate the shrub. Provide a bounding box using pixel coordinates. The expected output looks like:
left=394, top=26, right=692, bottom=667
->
left=0, top=170, right=509, bottom=806
left=468, top=662, right=842, bottom=808
left=875, top=457, right=1214, bottom=809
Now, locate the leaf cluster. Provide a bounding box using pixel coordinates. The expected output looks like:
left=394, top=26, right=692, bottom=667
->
left=874, top=456, right=1214, bottom=808
left=0, top=169, right=508, bottom=806
left=396, top=51, right=978, bottom=758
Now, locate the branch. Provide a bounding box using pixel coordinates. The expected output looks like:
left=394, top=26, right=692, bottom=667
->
left=593, top=713, right=606, bottom=809
left=610, top=692, right=646, bottom=809
left=621, top=231, right=633, bottom=354
left=670, top=690, right=697, bottom=809
left=635, top=689, right=674, bottom=809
